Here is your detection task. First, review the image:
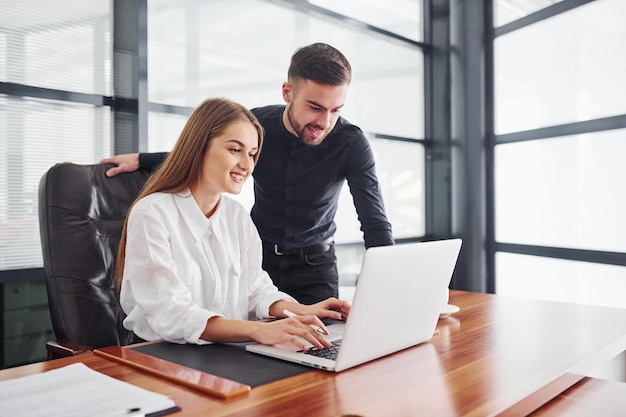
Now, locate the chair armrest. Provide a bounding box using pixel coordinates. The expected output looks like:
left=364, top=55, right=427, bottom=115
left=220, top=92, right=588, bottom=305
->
left=46, top=339, right=93, bottom=360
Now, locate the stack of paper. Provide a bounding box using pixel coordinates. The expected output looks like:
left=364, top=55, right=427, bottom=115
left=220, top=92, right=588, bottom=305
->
left=0, top=362, right=178, bottom=417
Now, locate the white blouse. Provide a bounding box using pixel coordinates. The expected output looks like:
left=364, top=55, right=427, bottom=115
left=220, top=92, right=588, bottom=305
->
left=120, top=190, right=293, bottom=344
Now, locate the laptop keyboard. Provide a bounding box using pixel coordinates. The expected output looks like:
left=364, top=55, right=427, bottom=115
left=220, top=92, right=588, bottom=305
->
left=304, top=339, right=342, bottom=360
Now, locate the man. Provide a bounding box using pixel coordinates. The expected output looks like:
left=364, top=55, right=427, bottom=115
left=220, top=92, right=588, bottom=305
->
left=101, top=42, right=394, bottom=304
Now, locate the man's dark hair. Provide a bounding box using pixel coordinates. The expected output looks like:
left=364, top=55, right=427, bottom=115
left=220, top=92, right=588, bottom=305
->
left=288, top=42, right=352, bottom=86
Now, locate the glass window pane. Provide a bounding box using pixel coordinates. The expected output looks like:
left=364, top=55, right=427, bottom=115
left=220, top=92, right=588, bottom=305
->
left=148, top=112, right=187, bottom=153
left=493, top=0, right=563, bottom=28
left=148, top=0, right=287, bottom=108
left=147, top=0, right=424, bottom=140
left=494, top=0, right=626, bottom=134
left=495, top=129, right=626, bottom=253
left=372, top=138, right=425, bottom=239
left=350, top=42, right=423, bottom=140
left=0, top=32, right=5, bottom=80
left=496, top=252, right=626, bottom=309
left=310, top=0, right=422, bottom=42
left=335, top=137, right=425, bottom=243
left=0, top=1, right=112, bottom=95
left=0, top=1, right=113, bottom=271
left=337, top=245, right=366, bottom=302
left=0, top=96, right=111, bottom=269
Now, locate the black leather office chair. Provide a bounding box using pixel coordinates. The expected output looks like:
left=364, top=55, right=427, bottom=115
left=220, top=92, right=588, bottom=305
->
left=38, top=162, right=150, bottom=359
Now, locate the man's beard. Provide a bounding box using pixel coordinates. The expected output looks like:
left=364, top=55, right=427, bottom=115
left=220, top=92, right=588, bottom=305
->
left=286, top=106, right=328, bottom=146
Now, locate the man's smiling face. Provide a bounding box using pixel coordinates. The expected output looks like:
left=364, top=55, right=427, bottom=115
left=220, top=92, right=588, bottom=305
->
left=282, top=79, right=348, bottom=146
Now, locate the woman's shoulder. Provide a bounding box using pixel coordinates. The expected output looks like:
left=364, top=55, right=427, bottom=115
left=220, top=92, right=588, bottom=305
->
left=133, top=192, right=177, bottom=211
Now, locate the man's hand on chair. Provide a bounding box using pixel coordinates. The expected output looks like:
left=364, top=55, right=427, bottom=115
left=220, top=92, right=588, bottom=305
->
left=100, top=153, right=140, bottom=177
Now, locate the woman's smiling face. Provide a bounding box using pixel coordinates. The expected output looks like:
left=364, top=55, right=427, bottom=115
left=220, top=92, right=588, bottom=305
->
left=199, top=120, right=259, bottom=196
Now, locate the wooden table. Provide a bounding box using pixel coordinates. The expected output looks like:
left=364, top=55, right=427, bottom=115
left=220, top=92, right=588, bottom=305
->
left=2, top=290, right=626, bottom=416
left=532, top=377, right=626, bottom=416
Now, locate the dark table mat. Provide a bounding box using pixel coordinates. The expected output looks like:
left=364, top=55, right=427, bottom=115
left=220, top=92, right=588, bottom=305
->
left=132, top=342, right=311, bottom=387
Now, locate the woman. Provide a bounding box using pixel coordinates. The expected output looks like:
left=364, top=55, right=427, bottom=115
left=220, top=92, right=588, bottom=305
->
left=115, top=98, right=349, bottom=351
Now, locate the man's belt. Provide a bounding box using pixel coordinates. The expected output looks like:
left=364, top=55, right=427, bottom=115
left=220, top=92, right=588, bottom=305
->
left=266, top=238, right=334, bottom=256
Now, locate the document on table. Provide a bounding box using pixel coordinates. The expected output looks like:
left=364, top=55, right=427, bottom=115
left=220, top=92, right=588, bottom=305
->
left=0, top=362, right=179, bottom=417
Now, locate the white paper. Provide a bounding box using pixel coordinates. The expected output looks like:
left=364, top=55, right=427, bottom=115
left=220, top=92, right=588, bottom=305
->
left=0, top=362, right=177, bottom=417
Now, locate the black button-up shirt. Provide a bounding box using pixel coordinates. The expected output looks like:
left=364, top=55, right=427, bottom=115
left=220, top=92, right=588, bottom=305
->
left=139, top=105, right=394, bottom=250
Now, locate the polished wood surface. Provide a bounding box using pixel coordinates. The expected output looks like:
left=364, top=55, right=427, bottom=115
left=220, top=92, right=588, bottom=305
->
left=532, top=377, right=626, bottom=417
left=2, top=290, right=626, bottom=416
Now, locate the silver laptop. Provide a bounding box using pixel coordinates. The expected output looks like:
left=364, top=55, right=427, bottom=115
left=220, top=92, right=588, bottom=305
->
left=246, top=238, right=462, bottom=372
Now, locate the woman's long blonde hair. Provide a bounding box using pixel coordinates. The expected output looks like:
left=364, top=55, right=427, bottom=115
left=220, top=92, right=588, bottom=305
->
left=114, top=98, right=263, bottom=289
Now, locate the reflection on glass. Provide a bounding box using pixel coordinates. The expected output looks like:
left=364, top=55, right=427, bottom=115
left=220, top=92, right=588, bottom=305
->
left=494, top=0, right=626, bottom=134
left=495, top=129, right=626, bottom=253
left=496, top=252, right=626, bottom=309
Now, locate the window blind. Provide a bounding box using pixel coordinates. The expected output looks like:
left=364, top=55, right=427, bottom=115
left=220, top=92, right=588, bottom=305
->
left=0, top=0, right=112, bottom=270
